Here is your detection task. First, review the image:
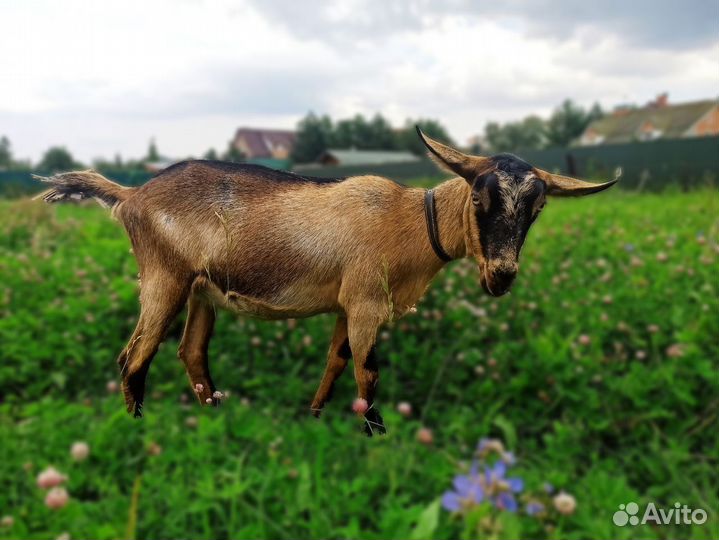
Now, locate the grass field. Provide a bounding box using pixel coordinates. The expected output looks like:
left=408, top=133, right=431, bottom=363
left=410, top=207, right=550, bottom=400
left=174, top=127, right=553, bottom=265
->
left=0, top=188, right=717, bottom=540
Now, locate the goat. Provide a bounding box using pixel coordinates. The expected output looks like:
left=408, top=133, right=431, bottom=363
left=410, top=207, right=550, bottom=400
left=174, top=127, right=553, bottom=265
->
left=34, top=128, right=618, bottom=435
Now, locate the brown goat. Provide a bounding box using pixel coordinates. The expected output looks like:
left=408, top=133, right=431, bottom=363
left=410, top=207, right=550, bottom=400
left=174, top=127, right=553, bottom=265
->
left=35, top=129, right=618, bottom=435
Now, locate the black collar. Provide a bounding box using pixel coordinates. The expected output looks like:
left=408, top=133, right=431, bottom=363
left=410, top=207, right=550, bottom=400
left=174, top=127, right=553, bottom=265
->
left=423, top=189, right=453, bottom=262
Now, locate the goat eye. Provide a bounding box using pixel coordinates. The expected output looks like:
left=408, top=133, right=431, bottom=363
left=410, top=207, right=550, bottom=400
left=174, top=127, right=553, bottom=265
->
left=472, top=195, right=481, bottom=206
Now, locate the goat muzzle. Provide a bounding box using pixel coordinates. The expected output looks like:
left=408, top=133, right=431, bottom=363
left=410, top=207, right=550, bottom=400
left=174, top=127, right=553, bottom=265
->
left=481, top=260, right=518, bottom=297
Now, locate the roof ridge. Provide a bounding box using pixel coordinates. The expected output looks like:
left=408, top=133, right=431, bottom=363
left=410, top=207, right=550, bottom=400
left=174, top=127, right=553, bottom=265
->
left=236, top=127, right=295, bottom=133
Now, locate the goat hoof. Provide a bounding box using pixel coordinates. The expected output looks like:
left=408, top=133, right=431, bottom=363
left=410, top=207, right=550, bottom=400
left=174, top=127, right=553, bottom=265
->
left=122, top=379, right=145, bottom=418
left=133, top=402, right=144, bottom=418
left=362, top=408, right=387, bottom=437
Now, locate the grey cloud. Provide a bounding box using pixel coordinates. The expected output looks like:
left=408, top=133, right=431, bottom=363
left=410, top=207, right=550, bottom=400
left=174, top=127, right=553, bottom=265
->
left=247, top=0, right=718, bottom=50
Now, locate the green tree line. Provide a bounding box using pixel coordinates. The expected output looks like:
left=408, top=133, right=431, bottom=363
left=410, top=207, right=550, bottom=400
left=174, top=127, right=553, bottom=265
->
left=291, top=99, right=603, bottom=162
left=483, top=100, right=604, bottom=154
left=291, top=114, right=452, bottom=163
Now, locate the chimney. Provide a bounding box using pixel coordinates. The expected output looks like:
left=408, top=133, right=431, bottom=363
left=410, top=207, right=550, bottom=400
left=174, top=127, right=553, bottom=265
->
left=648, top=93, right=669, bottom=109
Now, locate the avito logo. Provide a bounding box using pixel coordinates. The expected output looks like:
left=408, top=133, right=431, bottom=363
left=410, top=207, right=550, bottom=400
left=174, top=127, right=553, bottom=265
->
left=613, top=501, right=708, bottom=527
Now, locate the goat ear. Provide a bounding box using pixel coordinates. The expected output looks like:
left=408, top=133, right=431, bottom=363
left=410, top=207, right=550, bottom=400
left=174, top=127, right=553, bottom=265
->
left=416, top=126, right=489, bottom=182
left=535, top=167, right=621, bottom=197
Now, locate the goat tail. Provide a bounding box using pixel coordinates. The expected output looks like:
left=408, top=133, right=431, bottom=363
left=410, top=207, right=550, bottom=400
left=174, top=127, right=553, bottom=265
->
left=33, top=170, right=136, bottom=209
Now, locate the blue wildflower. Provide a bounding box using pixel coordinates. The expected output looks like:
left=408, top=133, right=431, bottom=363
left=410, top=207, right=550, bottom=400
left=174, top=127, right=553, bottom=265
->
left=525, top=501, right=545, bottom=516
left=441, top=460, right=523, bottom=513
left=441, top=462, right=483, bottom=512
left=624, top=243, right=635, bottom=252
left=543, top=482, right=554, bottom=494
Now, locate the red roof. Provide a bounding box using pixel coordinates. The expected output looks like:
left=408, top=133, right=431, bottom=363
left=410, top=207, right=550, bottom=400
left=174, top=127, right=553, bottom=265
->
left=234, top=127, right=296, bottom=158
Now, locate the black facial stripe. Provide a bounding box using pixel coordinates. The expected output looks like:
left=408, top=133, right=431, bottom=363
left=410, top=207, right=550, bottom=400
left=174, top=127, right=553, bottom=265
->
left=523, top=183, right=544, bottom=211
left=474, top=175, right=544, bottom=260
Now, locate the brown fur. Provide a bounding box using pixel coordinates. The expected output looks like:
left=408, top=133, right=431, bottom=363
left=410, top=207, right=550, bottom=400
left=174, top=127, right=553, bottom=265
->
left=36, top=135, right=617, bottom=434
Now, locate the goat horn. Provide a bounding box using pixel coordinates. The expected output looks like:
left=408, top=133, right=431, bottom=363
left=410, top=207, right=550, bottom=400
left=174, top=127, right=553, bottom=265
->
left=536, top=167, right=621, bottom=197
left=416, top=126, right=491, bottom=181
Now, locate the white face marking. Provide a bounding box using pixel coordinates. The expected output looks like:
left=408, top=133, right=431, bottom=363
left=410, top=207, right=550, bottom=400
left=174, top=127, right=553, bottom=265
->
left=496, top=171, right=537, bottom=221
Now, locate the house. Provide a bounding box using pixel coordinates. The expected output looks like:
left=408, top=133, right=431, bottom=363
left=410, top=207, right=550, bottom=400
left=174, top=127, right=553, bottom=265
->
left=577, top=94, right=719, bottom=146
left=314, top=149, right=421, bottom=166
left=144, top=159, right=179, bottom=173
left=232, top=127, right=296, bottom=159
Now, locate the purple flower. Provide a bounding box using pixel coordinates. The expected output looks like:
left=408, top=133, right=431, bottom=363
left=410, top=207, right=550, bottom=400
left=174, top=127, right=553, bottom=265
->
left=525, top=501, right=545, bottom=516
left=623, top=243, right=635, bottom=252
left=441, top=460, right=523, bottom=513
left=441, top=462, right=483, bottom=511
left=543, top=482, right=554, bottom=494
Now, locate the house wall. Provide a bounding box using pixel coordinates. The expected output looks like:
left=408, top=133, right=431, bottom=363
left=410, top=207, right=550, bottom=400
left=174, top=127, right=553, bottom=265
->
left=270, top=146, right=290, bottom=159
left=689, top=106, right=719, bottom=136
left=233, top=134, right=293, bottom=159
left=233, top=136, right=252, bottom=157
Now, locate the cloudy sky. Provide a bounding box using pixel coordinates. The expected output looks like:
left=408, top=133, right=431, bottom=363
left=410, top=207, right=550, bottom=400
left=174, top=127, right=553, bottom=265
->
left=1, top=0, right=717, bottom=163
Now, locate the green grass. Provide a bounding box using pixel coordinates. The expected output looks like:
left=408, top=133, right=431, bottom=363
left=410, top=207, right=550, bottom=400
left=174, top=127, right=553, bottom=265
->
left=0, top=189, right=717, bottom=540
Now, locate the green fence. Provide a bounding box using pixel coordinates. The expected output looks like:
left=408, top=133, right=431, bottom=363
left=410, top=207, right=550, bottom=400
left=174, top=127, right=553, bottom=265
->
left=296, top=159, right=441, bottom=182
left=519, top=136, right=719, bottom=190
left=2, top=136, right=717, bottom=197
left=300, top=136, right=719, bottom=189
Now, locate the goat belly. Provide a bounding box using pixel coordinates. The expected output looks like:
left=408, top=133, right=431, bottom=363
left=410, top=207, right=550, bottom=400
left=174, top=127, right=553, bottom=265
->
left=195, top=275, right=342, bottom=320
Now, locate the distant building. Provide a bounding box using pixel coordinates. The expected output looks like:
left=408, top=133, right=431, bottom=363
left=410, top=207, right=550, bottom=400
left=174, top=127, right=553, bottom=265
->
left=577, top=94, right=719, bottom=146
left=144, top=159, right=178, bottom=173
left=314, top=149, right=421, bottom=166
left=232, top=127, right=296, bottom=159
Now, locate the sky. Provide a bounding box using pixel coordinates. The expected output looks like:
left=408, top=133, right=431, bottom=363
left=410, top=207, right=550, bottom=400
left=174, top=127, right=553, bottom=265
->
left=1, top=0, right=717, bottom=163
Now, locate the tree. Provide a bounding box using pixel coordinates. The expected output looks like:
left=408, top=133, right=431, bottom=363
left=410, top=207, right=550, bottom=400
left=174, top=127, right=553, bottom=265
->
left=203, top=148, right=218, bottom=161
left=37, top=146, right=78, bottom=172
left=333, top=114, right=370, bottom=149
left=0, top=136, right=12, bottom=168
left=546, top=100, right=604, bottom=147
left=367, top=114, right=398, bottom=150
left=145, top=138, right=160, bottom=162
left=291, top=112, right=334, bottom=163
left=397, top=118, right=454, bottom=155
left=485, top=115, right=546, bottom=153
left=222, top=141, right=245, bottom=163
left=329, top=113, right=397, bottom=150
left=91, top=157, right=116, bottom=171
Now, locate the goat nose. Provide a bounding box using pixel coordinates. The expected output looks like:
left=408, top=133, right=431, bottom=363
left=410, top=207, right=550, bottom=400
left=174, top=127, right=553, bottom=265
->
left=493, top=266, right=518, bottom=291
